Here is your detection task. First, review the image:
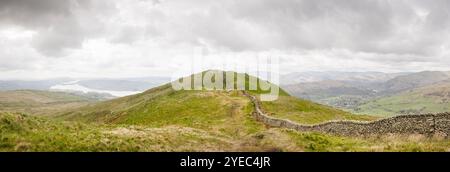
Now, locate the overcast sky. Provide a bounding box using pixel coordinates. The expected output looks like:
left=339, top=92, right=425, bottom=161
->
left=1, top=0, right=450, bottom=80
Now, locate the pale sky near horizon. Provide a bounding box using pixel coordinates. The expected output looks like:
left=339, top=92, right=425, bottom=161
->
left=1, top=0, right=450, bottom=80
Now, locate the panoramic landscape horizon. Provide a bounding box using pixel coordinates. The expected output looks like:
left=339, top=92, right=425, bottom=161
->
left=1, top=0, right=450, bottom=154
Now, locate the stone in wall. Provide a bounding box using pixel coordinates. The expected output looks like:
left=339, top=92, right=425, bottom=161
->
left=434, top=112, right=450, bottom=137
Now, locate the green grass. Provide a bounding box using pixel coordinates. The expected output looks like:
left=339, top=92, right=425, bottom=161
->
left=56, top=70, right=290, bottom=129
left=57, top=88, right=266, bottom=139
left=2, top=112, right=449, bottom=152
left=353, top=83, right=450, bottom=116
left=173, top=70, right=289, bottom=96
left=284, top=130, right=450, bottom=152
left=260, top=95, right=378, bottom=124
left=0, top=90, right=98, bottom=115
left=0, top=112, right=237, bottom=151
left=354, top=96, right=447, bottom=117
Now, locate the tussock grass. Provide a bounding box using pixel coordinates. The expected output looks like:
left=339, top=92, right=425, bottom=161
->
left=2, top=110, right=449, bottom=152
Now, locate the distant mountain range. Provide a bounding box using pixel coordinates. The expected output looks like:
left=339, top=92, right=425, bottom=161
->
left=282, top=71, right=450, bottom=116
left=0, top=77, right=170, bottom=98
left=281, top=71, right=408, bottom=84
left=3, top=71, right=450, bottom=117
left=379, top=71, right=450, bottom=94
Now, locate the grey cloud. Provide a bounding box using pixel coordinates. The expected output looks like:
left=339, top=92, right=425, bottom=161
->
left=0, top=0, right=73, bottom=28
left=30, top=18, right=85, bottom=57
left=111, top=24, right=160, bottom=45
left=0, top=0, right=114, bottom=57
left=0, top=48, right=40, bottom=71
left=141, top=0, right=161, bottom=5
left=111, top=26, right=143, bottom=45
left=225, top=0, right=449, bottom=56
left=151, top=0, right=448, bottom=57
left=4, top=0, right=448, bottom=58
left=1, top=0, right=450, bottom=77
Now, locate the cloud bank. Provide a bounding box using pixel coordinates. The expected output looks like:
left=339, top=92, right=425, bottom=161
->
left=0, top=0, right=449, bottom=79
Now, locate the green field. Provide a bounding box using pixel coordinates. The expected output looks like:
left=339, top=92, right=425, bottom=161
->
left=354, top=81, right=450, bottom=116
left=260, top=95, right=378, bottom=124
left=0, top=90, right=98, bottom=115
left=2, top=111, right=450, bottom=152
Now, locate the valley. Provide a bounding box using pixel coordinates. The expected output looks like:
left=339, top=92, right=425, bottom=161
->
left=354, top=80, right=450, bottom=116
left=283, top=71, right=450, bottom=117
left=0, top=90, right=102, bottom=115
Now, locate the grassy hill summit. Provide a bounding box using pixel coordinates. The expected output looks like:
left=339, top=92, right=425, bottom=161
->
left=56, top=70, right=373, bottom=125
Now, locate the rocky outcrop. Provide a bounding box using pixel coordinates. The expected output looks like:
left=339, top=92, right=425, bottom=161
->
left=243, top=91, right=450, bottom=137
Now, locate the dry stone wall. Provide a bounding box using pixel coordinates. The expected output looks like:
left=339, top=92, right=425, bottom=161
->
left=243, top=91, right=450, bottom=138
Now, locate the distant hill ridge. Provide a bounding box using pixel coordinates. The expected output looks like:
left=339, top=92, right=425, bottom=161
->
left=0, top=90, right=101, bottom=115
left=283, top=71, right=450, bottom=116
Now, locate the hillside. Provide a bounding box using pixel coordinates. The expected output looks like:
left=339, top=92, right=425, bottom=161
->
left=380, top=71, right=450, bottom=94
left=280, top=71, right=406, bottom=85
left=0, top=90, right=103, bottom=115
left=259, top=94, right=376, bottom=124
left=0, top=111, right=443, bottom=152
left=1, top=71, right=450, bottom=151
left=0, top=112, right=242, bottom=151
left=283, top=71, right=450, bottom=115
left=57, top=71, right=372, bottom=125
left=1, top=103, right=448, bottom=151
left=354, top=80, right=450, bottom=116
left=283, top=80, right=377, bottom=109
